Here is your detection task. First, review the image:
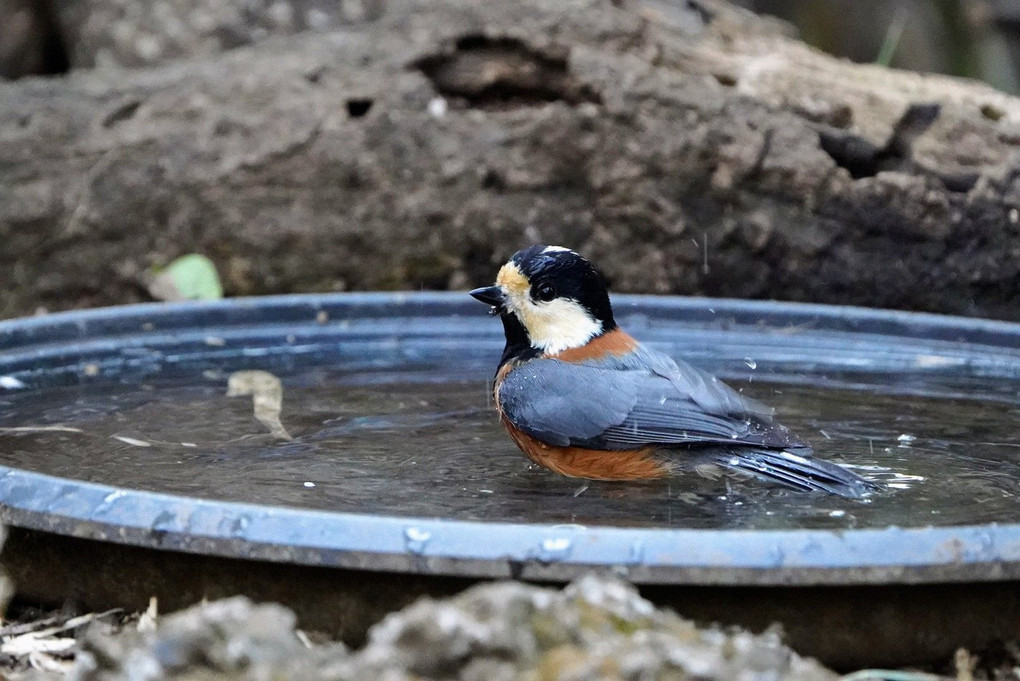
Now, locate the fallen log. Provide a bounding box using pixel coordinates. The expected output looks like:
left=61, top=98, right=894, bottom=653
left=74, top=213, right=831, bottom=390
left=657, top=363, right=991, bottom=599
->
left=1, top=0, right=1019, bottom=319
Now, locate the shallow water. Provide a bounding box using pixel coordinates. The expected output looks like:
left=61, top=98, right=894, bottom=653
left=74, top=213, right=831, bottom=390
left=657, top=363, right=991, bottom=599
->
left=1, top=361, right=1018, bottom=531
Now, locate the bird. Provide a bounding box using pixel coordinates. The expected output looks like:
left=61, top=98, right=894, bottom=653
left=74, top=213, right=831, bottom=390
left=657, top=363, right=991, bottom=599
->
left=470, top=244, right=876, bottom=498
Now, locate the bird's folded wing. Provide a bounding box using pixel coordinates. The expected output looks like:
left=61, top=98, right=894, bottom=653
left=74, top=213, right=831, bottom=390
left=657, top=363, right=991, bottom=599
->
left=620, top=344, right=776, bottom=419
left=498, top=359, right=803, bottom=451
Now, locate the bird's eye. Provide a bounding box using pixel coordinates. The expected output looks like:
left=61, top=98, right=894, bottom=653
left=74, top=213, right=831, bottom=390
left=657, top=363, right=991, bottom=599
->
left=534, top=282, right=557, bottom=302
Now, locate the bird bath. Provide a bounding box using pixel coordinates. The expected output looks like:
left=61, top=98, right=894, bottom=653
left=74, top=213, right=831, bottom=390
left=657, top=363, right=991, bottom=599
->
left=1, top=293, right=1019, bottom=668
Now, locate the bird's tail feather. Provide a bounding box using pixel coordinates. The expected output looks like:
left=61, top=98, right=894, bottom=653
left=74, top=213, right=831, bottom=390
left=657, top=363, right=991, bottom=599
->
left=710, top=447, right=879, bottom=499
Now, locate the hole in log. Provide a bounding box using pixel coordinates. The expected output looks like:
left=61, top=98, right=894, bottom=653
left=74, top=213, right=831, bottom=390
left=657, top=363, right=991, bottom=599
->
left=346, top=99, right=374, bottom=118
left=712, top=73, right=737, bottom=87
left=481, top=169, right=505, bottom=190
left=980, top=103, right=1004, bottom=122
left=415, top=35, right=602, bottom=109
left=102, top=100, right=141, bottom=128
left=819, top=103, right=940, bottom=180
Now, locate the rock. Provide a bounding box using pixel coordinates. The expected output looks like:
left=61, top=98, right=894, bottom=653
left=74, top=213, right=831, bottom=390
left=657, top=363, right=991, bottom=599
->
left=63, top=575, right=837, bottom=681
left=68, top=596, right=339, bottom=681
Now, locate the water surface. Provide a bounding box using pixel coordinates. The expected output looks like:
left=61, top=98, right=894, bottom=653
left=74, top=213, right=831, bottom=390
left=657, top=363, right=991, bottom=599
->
left=1, top=361, right=1018, bottom=531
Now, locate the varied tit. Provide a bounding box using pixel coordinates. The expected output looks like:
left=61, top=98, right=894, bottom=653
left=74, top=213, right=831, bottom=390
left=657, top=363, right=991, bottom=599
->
left=470, top=244, right=875, bottom=498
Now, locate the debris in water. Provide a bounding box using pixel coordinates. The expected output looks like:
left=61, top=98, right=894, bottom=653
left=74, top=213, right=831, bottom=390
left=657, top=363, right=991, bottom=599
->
left=0, top=426, right=83, bottom=435
left=111, top=435, right=152, bottom=447
left=227, top=370, right=293, bottom=441
left=0, top=376, right=25, bottom=390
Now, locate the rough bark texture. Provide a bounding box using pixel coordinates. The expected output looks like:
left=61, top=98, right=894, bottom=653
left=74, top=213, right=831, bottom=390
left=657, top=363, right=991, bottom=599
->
left=2, top=0, right=1020, bottom=320
left=53, top=0, right=384, bottom=69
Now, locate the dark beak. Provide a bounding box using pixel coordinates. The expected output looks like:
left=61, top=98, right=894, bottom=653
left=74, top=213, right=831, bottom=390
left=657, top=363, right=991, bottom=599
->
left=469, top=286, right=505, bottom=310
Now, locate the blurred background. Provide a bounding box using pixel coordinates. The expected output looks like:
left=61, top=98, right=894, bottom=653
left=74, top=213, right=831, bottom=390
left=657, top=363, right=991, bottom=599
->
left=737, top=0, right=1020, bottom=94
left=5, top=0, right=1020, bottom=95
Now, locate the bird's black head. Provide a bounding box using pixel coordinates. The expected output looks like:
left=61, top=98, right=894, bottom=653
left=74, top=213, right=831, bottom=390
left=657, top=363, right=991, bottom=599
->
left=469, top=245, right=616, bottom=362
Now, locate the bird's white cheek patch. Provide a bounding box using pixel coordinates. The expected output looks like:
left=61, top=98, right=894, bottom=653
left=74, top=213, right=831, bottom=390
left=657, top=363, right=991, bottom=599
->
left=515, top=298, right=602, bottom=354
left=495, top=258, right=600, bottom=353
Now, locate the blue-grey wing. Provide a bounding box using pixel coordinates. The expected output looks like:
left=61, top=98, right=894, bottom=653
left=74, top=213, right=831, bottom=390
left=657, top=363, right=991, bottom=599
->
left=599, top=344, right=775, bottom=419
left=497, top=361, right=638, bottom=447
left=497, top=357, right=803, bottom=451
left=581, top=373, right=805, bottom=450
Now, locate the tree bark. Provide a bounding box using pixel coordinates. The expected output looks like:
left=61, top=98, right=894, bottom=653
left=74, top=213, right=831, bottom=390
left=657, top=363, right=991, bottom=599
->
left=2, top=0, right=1019, bottom=320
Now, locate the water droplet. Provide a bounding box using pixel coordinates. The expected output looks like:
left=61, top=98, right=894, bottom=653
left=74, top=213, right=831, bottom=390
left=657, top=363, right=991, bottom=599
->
left=303, top=481, right=315, bottom=488
left=0, top=376, right=26, bottom=390
left=103, top=490, right=127, bottom=504
left=828, top=509, right=846, bottom=518
left=91, top=489, right=128, bottom=517
left=538, top=537, right=573, bottom=562
left=230, top=514, right=251, bottom=537
left=743, top=358, right=757, bottom=369
left=404, top=527, right=432, bottom=554
left=112, top=435, right=152, bottom=447
left=975, top=529, right=996, bottom=558
left=897, top=433, right=916, bottom=445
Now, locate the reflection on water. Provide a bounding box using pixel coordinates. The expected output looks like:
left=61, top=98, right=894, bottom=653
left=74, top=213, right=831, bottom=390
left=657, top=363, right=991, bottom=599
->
left=0, top=363, right=1018, bottom=531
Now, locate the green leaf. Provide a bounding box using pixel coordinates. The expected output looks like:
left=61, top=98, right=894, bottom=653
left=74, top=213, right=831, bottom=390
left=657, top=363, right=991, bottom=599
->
left=153, top=254, right=224, bottom=301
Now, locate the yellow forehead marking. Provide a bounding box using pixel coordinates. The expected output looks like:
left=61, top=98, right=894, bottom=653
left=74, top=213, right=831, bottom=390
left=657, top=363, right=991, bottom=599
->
left=496, top=262, right=529, bottom=295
